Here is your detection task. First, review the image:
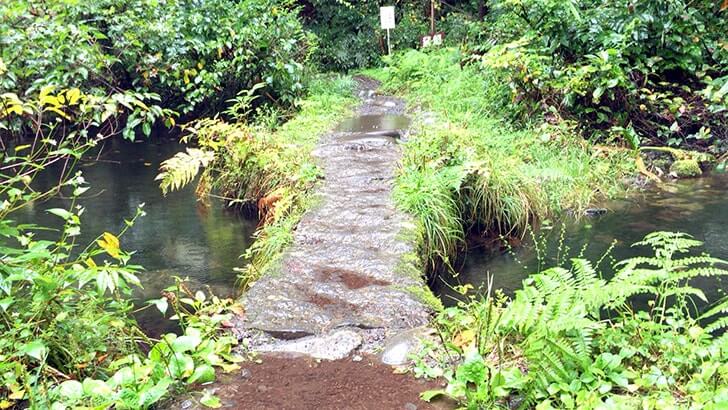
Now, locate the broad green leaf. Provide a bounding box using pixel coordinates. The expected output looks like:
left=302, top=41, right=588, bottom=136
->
left=22, top=340, right=47, bottom=361
left=200, top=391, right=222, bottom=408
left=82, top=378, right=112, bottom=397
left=169, top=353, right=195, bottom=378
left=172, top=335, right=202, bottom=353
left=47, top=208, right=73, bottom=220
left=59, top=380, right=83, bottom=400
left=420, top=389, right=447, bottom=402
left=188, top=364, right=215, bottom=384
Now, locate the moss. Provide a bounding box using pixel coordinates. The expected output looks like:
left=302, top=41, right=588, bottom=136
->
left=670, top=159, right=702, bottom=178
left=405, top=285, right=444, bottom=312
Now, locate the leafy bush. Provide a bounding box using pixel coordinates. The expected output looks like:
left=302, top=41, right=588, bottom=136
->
left=470, top=0, right=728, bottom=151
left=0, top=96, right=243, bottom=409
left=368, top=48, right=632, bottom=271
left=419, top=232, right=728, bottom=409
left=1, top=0, right=313, bottom=138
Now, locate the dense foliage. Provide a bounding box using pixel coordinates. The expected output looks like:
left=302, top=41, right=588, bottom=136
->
left=417, top=232, right=728, bottom=409
left=0, top=93, right=243, bottom=409
left=1, top=0, right=313, bottom=139
left=302, top=0, right=426, bottom=71
left=471, top=0, right=728, bottom=151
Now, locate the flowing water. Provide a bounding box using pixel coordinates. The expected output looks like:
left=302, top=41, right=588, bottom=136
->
left=13, top=138, right=257, bottom=336
left=435, top=174, right=728, bottom=306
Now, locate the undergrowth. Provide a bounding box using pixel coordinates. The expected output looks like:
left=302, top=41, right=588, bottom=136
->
left=364, top=48, right=635, bottom=272
left=416, top=231, right=728, bottom=409
left=157, top=74, right=356, bottom=287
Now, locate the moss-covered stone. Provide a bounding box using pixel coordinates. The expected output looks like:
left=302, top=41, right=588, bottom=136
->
left=670, top=159, right=702, bottom=178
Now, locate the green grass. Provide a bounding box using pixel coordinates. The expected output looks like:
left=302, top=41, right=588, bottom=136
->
left=235, top=75, right=358, bottom=286
left=163, top=74, right=358, bottom=287
left=363, top=48, right=635, bottom=271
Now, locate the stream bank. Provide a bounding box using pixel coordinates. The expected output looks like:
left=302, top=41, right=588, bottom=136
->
left=436, top=173, right=728, bottom=306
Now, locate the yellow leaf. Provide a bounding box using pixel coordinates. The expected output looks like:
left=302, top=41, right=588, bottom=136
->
left=8, top=389, right=25, bottom=400
left=97, top=232, right=121, bottom=259
left=0, top=400, right=15, bottom=409
left=40, top=93, right=63, bottom=108
left=39, top=85, right=55, bottom=100
left=86, top=257, right=97, bottom=268
left=220, top=363, right=240, bottom=373
left=13, top=144, right=31, bottom=153
left=66, top=88, right=81, bottom=105
left=453, top=329, right=476, bottom=349
left=45, top=106, right=70, bottom=119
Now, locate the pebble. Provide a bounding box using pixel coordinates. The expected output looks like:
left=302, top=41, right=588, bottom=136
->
left=403, top=403, right=418, bottom=410
left=257, top=384, right=269, bottom=393
left=240, top=368, right=252, bottom=379
left=380, top=327, right=430, bottom=366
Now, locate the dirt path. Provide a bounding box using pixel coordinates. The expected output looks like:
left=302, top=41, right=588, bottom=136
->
left=166, top=354, right=454, bottom=410
left=238, top=78, right=433, bottom=356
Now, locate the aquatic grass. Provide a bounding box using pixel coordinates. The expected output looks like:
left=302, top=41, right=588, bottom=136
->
left=394, top=165, right=465, bottom=272
left=370, top=48, right=635, bottom=270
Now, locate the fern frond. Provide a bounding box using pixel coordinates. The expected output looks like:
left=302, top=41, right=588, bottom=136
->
left=571, top=258, right=599, bottom=290
left=672, top=256, right=728, bottom=268
left=156, top=148, right=215, bottom=195
left=705, top=316, right=728, bottom=334
left=669, top=267, right=728, bottom=282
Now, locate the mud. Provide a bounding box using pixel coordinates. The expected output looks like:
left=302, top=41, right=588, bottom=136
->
left=163, top=354, right=455, bottom=410
left=239, top=78, right=432, bottom=356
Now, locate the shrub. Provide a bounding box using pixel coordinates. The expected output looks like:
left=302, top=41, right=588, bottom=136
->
left=470, top=0, right=728, bottom=151
left=420, top=232, right=728, bottom=409
left=1, top=0, right=313, bottom=138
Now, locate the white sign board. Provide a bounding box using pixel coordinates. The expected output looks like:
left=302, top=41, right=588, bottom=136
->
left=380, top=6, right=395, bottom=29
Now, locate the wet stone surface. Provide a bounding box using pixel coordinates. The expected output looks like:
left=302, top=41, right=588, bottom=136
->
left=239, top=78, right=432, bottom=358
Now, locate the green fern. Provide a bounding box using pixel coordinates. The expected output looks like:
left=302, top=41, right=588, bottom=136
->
left=155, top=148, right=215, bottom=195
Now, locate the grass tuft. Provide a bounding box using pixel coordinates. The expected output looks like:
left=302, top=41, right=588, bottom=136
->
left=366, top=48, right=635, bottom=272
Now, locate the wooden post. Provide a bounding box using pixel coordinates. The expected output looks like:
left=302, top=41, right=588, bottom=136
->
left=430, top=0, right=435, bottom=35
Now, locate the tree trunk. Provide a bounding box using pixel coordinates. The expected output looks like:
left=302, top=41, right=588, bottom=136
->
left=478, top=0, right=488, bottom=20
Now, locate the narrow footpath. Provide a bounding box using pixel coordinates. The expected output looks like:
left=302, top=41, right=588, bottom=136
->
left=239, top=77, right=433, bottom=356
left=164, top=79, right=447, bottom=409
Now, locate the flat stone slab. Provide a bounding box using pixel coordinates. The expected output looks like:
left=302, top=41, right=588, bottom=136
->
left=256, top=330, right=363, bottom=360
left=240, top=77, right=432, bottom=355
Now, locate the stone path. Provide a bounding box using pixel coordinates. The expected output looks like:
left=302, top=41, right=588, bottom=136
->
left=239, top=78, right=432, bottom=359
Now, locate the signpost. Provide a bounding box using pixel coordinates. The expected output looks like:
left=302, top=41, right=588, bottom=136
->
left=380, top=6, right=395, bottom=55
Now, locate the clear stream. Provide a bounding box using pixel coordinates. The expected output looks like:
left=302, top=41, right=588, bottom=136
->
left=14, top=135, right=728, bottom=334
left=14, top=138, right=257, bottom=336
left=435, top=174, right=728, bottom=307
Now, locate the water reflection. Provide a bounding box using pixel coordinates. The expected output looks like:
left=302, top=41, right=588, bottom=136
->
left=436, top=174, right=728, bottom=307
left=14, top=138, right=257, bottom=336
left=336, top=114, right=410, bottom=133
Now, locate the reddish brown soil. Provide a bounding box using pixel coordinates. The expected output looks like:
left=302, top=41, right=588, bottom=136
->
left=167, top=354, right=455, bottom=410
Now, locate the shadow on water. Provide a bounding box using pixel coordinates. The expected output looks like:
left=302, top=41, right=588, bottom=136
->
left=434, top=174, right=728, bottom=307
left=13, top=137, right=258, bottom=337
